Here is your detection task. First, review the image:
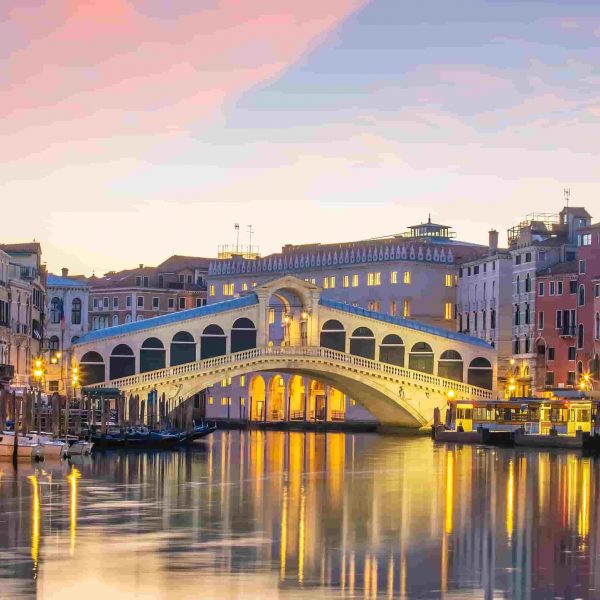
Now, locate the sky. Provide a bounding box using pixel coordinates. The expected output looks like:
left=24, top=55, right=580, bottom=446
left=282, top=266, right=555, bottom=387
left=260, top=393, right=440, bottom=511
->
left=2, top=0, right=600, bottom=275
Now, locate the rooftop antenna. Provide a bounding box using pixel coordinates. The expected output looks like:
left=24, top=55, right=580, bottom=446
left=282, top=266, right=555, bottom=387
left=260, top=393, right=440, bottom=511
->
left=234, top=223, right=240, bottom=254
left=564, top=188, right=570, bottom=208
left=247, top=224, right=254, bottom=258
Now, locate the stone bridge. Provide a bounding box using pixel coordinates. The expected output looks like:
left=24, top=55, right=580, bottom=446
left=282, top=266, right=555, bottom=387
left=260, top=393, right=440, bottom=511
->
left=72, top=276, right=497, bottom=428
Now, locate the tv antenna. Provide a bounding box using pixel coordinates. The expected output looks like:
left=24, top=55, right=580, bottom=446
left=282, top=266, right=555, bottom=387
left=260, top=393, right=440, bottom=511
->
left=564, top=188, right=570, bottom=208
left=247, top=225, right=254, bottom=256
left=234, top=223, right=240, bottom=254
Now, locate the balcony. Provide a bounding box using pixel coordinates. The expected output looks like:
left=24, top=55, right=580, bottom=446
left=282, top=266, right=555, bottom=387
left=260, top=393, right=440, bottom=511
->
left=560, top=326, right=576, bottom=338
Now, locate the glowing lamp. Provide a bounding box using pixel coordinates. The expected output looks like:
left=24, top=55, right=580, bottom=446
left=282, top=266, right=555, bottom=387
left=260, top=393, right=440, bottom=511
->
left=33, top=369, right=43, bottom=379
left=447, top=389, right=456, bottom=400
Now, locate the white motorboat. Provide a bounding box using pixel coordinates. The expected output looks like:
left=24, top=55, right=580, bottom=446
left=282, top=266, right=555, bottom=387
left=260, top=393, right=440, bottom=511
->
left=0, top=432, right=43, bottom=461
left=66, top=440, right=94, bottom=456
left=27, top=433, right=68, bottom=460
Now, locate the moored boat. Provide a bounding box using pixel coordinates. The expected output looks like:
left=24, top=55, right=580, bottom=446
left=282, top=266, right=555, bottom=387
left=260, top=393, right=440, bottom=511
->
left=0, top=432, right=44, bottom=461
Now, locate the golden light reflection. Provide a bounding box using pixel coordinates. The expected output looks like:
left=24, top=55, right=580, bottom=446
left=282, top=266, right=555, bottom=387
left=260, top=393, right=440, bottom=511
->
left=280, top=485, right=288, bottom=580
left=67, top=467, right=81, bottom=556
left=27, top=474, right=40, bottom=571
left=298, top=484, right=305, bottom=584
left=444, top=450, right=454, bottom=535
left=578, top=460, right=590, bottom=540
left=506, top=460, right=514, bottom=541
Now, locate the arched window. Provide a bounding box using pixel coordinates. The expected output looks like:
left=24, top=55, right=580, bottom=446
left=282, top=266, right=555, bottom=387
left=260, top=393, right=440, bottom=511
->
left=125, top=314, right=132, bottom=324
left=579, top=285, right=585, bottom=306
left=231, top=318, right=257, bottom=353
left=71, top=298, right=82, bottom=325
left=48, top=336, right=60, bottom=351
left=516, top=276, right=520, bottom=294
left=71, top=336, right=79, bottom=345
left=109, top=344, right=135, bottom=380
left=409, top=342, right=434, bottom=374
left=200, top=324, right=226, bottom=359
left=171, top=331, right=196, bottom=366
left=320, top=320, right=346, bottom=353
left=438, top=350, right=463, bottom=382
left=140, top=337, right=166, bottom=373
left=379, top=334, right=404, bottom=367
left=80, top=351, right=105, bottom=386
left=514, top=304, right=520, bottom=326
left=349, top=327, right=375, bottom=360
left=112, top=314, right=119, bottom=327
left=467, top=357, right=493, bottom=390
left=525, top=274, right=531, bottom=293
left=578, top=324, right=584, bottom=349
left=50, top=297, right=62, bottom=324
left=596, top=313, right=600, bottom=341
left=591, top=355, right=600, bottom=380
left=136, top=315, right=144, bottom=322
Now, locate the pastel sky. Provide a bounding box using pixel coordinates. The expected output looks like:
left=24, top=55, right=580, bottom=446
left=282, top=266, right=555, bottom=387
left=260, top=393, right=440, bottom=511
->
left=2, top=0, right=599, bottom=275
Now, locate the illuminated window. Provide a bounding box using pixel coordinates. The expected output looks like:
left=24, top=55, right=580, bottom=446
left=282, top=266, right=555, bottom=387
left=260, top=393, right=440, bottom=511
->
left=268, top=309, right=275, bottom=324
left=390, top=271, right=398, bottom=284
left=403, top=299, right=411, bottom=317
left=221, top=397, right=227, bottom=405
left=390, top=300, right=397, bottom=315
left=242, top=282, right=248, bottom=291
left=329, top=276, right=335, bottom=289
left=322, top=276, right=329, bottom=289
left=240, top=375, right=246, bottom=387
left=343, top=275, right=349, bottom=288
left=208, top=396, right=214, bottom=405
left=221, top=377, right=231, bottom=387
left=240, top=397, right=245, bottom=406
left=209, top=285, right=215, bottom=297
left=352, top=274, right=359, bottom=287
left=310, top=278, right=316, bottom=284
left=367, top=300, right=380, bottom=312
left=252, top=281, right=257, bottom=287
left=403, top=271, right=411, bottom=284
left=445, top=302, right=453, bottom=320
left=222, top=283, right=234, bottom=296
left=445, top=274, right=454, bottom=288
left=350, top=399, right=356, bottom=406
left=268, top=341, right=274, bottom=347
left=367, top=272, right=381, bottom=286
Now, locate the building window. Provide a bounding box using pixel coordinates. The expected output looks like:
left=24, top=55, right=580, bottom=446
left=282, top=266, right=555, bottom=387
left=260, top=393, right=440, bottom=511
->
left=579, top=285, right=585, bottom=306
left=48, top=381, right=59, bottom=393
left=538, top=311, right=544, bottom=330
left=545, top=372, right=555, bottom=387
left=152, top=297, right=159, bottom=309
left=549, top=281, right=555, bottom=296
left=137, top=296, right=144, bottom=308
left=322, top=276, right=329, bottom=289
left=390, top=271, right=397, bottom=284
left=179, top=297, right=186, bottom=309
left=48, top=336, right=60, bottom=351
left=578, top=324, right=584, bottom=349
left=556, top=311, right=563, bottom=329
left=196, top=298, right=203, bottom=308
left=568, top=346, right=576, bottom=361
left=103, top=297, right=109, bottom=308
left=71, top=298, right=82, bottom=325
left=223, top=283, right=234, bottom=296
left=538, top=282, right=545, bottom=296
left=240, top=375, right=246, bottom=387
left=93, top=298, right=98, bottom=310
left=390, top=300, right=397, bottom=316
left=343, top=275, right=349, bottom=288
left=445, top=303, right=452, bottom=320
left=581, top=233, right=592, bottom=246
left=126, top=295, right=132, bottom=307
left=580, top=260, right=586, bottom=274
left=474, top=266, right=479, bottom=275
left=525, top=252, right=532, bottom=262
left=567, top=371, right=576, bottom=386
left=524, top=303, right=530, bottom=325
left=112, top=314, right=119, bottom=327
left=548, top=347, right=555, bottom=361
left=367, top=272, right=381, bottom=286
left=403, top=299, right=410, bottom=317
left=557, top=281, right=563, bottom=295
left=268, top=309, right=275, bottom=324
left=445, top=274, right=453, bottom=288
left=209, top=285, right=215, bottom=297
left=168, top=298, right=175, bottom=309
left=513, top=338, right=520, bottom=354
left=242, top=282, right=248, bottom=291
left=525, top=274, right=531, bottom=293
left=490, top=309, right=496, bottom=330
left=240, top=397, right=245, bottom=406
left=516, top=276, right=520, bottom=294
left=403, top=271, right=411, bottom=284
left=569, top=280, right=577, bottom=294
left=208, top=396, right=214, bottom=405
left=514, top=305, right=520, bottom=326
left=352, top=274, right=359, bottom=287
left=515, top=254, right=521, bottom=265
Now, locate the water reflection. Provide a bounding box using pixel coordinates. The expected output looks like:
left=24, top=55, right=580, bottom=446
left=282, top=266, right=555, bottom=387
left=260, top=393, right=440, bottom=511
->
left=0, top=432, right=599, bottom=598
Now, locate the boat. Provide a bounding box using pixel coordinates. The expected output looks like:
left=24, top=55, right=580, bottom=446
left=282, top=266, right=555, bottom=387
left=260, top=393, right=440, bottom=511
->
left=0, top=431, right=44, bottom=461
left=66, top=438, right=94, bottom=456
left=91, top=423, right=217, bottom=449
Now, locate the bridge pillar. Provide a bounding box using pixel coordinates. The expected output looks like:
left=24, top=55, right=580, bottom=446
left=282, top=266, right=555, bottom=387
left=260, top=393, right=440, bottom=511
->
left=303, top=377, right=309, bottom=423
left=324, top=385, right=329, bottom=423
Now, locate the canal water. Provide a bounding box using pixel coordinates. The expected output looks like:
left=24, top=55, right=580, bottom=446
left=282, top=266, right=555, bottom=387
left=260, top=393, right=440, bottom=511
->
left=0, top=431, right=597, bottom=599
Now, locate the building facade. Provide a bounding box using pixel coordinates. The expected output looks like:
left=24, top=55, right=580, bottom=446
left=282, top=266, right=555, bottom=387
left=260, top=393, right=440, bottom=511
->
left=45, top=269, right=90, bottom=395
left=0, top=243, right=46, bottom=389
left=508, top=207, right=591, bottom=395
left=456, top=230, right=513, bottom=380
left=203, top=218, right=487, bottom=423
left=0, top=249, right=11, bottom=384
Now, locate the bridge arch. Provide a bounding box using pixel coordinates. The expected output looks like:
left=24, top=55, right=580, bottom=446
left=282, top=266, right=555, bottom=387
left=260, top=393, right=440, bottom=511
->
left=438, top=350, right=463, bottom=382
left=231, top=318, right=257, bottom=353
left=80, top=351, right=105, bottom=386
left=409, top=342, right=434, bottom=374
left=170, top=331, right=196, bottom=366
left=320, top=320, right=345, bottom=352
left=140, top=337, right=166, bottom=373
left=110, top=344, right=135, bottom=380
left=350, top=327, right=375, bottom=359
left=467, top=357, right=493, bottom=390
left=288, top=375, right=305, bottom=420
left=249, top=374, right=266, bottom=421
left=201, top=324, right=226, bottom=359
left=268, top=375, right=286, bottom=420
left=379, top=334, right=404, bottom=367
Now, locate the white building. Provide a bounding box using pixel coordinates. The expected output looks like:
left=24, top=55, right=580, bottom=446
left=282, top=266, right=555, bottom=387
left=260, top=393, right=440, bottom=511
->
left=456, top=230, right=513, bottom=377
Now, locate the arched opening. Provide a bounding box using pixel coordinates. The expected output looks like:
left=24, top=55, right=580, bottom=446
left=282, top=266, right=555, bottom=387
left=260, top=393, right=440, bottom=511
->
left=438, top=350, right=463, bottom=382
left=140, top=337, right=166, bottom=373
left=409, top=342, right=434, bottom=374
left=249, top=375, right=266, bottom=421
left=112, top=314, right=119, bottom=327
left=591, top=355, right=600, bottom=381
left=468, top=357, right=493, bottom=390
left=79, top=351, right=105, bottom=386
left=231, top=317, right=257, bottom=353
left=50, top=297, right=61, bottom=324
left=309, top=380, right=325, bottom=421
left=170, top=331, right=196, bottom=366
left=328, top=387, right=346, bottom=421
left=71, top=298, right=82, bottom=325
left=320, top=320, right=346, bottom=352
left=289, top=375, right=304, bottom=420
left=200, top=324, right=226, bottom=359
left=578, top=324, right=584, bottom=349
left=349, top=327, right=375, bottom=360
left=268, top=375, right=285, bottom=421
left=379, top=334, right=405, bottom=367
left=109, top=344, right=135, bottom=380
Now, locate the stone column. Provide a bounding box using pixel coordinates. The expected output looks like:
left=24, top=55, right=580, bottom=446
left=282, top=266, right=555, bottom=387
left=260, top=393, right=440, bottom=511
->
left=303, top=377, right=309, bottom=422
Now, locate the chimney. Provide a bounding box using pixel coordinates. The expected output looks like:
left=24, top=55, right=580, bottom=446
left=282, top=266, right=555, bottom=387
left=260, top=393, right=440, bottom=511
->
left=488, top=230, right=499, bottom=256
left=139, top=264, right=144, bottom=269
left=61, top=267, right=69, bottom=278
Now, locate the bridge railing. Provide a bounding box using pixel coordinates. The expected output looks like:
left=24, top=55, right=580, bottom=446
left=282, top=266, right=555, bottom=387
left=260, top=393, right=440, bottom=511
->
left=88, top=345, right=494, bottom=399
